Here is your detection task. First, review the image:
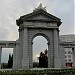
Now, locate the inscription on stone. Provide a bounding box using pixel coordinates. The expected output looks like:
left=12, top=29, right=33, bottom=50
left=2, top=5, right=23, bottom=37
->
left=24, top=22, right=57, bottom=27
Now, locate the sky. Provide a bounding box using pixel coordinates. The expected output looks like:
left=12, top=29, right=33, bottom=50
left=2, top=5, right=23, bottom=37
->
left=0, top=0, right=74, bottom=63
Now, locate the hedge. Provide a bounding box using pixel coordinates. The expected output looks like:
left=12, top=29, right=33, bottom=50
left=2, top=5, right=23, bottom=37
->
left=0, top=68, right=75, bottom=75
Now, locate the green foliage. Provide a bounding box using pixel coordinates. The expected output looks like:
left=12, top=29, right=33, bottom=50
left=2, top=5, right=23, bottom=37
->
left=33, top=62, right=39, bottom=68
left=0, top=69, right=75, bottom=75
left=8, top=54, right=13, bottom=68
left=39, top=49, right=48, bottom=68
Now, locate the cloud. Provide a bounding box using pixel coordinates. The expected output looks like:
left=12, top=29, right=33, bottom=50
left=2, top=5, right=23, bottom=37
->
left=0, top=0, right=74, bottom=40
left=0, top=0, right=20, bottom=40
left=46, top=0, right=74, bottom=35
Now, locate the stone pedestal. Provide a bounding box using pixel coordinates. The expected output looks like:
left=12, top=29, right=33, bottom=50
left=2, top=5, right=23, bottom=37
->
left=22, top=58, right=29, bottom=69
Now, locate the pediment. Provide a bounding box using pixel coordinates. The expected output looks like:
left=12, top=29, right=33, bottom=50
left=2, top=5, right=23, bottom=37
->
left=16, top=9, right=62, bottom=26
left=23, top=13, right=56, bottom=21
left=21, top=11, right=60, bottom=22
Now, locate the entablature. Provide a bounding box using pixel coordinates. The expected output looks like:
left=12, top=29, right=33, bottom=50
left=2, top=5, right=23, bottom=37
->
left=18, top=21, right=59, bottom=31
left=60, top=42, right=75, bottom=48
left=0, top=41, right=17, bottom=48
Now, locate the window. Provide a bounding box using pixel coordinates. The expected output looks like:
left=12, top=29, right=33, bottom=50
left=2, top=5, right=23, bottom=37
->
left=68, top=59, right=71, bottom=61
left=65, top=56, right=67, bottom=58
left=63, top=37, right=65, bottom=39
left=65, top=51, right=66, bottom=54
left=68, top=51, right=72, bottom=54
left=72, top=48, right=74, bottom=50
left=65, top=59, right=67, bottom=62
left=68, top=55, right=71, bottom=58
left=68, top=48, right=71, bottom=50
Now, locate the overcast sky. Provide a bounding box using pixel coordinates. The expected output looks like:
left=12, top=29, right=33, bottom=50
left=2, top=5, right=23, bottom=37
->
left=0, top=0, right=74, bottom=63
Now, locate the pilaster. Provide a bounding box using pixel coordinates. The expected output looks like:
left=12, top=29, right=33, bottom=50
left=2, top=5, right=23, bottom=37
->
left=13, top=48, right=17, bottom=69
left=0, top=47, right=2, bottom=69
left=13, top=40, right=20, bottom=70
left=19, top=29, right=23, bottom=69
left=54, top=29, right=61, bottom=68
left=59, top=45, right=65, bottom=68
left=48, top=43, right=53, bottom=68
left=73, top=47, right=75, bottom=67
left=22, top=28, right=29, bottom=69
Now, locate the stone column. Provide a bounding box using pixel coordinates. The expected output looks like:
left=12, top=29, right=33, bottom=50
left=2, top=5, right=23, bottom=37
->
left=28, top=42, right=33, bottom=69
left=19, top=29, right=24, bottom=69
left=0, top=47, right=2, bottom=69
left=54, top=29, right=61, bottom=68
left=13, top=48, right=17, bottom=69
left=48, top=43, right=52, bottom=68
left=22, top=28, right=29, bottom=69
left=13, top=40, right=20, bottom=70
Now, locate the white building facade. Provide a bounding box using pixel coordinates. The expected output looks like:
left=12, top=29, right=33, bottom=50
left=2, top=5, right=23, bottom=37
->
left=60, top=34, right=75, bottom=68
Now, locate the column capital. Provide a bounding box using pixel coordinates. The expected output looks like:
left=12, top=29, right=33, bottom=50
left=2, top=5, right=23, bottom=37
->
left=54, top=28, right=59, bottom=32
left=18, top=27, right=24, bottom=32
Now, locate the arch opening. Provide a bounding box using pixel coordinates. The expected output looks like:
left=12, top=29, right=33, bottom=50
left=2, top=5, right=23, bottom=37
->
left=32, top=35, right=48, bottom=68
left=1, top=48, right=13, bottom=69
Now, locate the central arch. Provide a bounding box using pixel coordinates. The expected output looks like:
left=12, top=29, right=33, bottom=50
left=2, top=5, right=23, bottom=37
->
left=27, top=28, right=55, bottom=69
left=31, top=33, right=50, bottom=44
left=32, top=33, right=49, bottom=68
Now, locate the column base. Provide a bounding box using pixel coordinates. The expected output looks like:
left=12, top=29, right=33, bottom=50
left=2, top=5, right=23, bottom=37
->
left=54, top=57, right=61, bottom=68
left=22, top=58, right=29, bottom=69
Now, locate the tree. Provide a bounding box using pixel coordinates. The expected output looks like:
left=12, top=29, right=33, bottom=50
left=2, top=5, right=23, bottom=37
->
left=44, top=49, right=48, bottom=57
left=8, top=54, right=13, bottom=68
left=38, top=49, right=48, bottom=68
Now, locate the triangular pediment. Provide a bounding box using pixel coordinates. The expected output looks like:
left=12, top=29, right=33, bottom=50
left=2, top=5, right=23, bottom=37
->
left=23, top=13, right=57, bottom=21
left=16, top=9, right=62, bottom=26
left=20, top=10, right=60, bottom=22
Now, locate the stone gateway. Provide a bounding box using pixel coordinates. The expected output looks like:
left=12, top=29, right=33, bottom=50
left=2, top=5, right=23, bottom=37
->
left=1, top=4, right=75, bottom=70
left=15, top=4, right=62, bottom=69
